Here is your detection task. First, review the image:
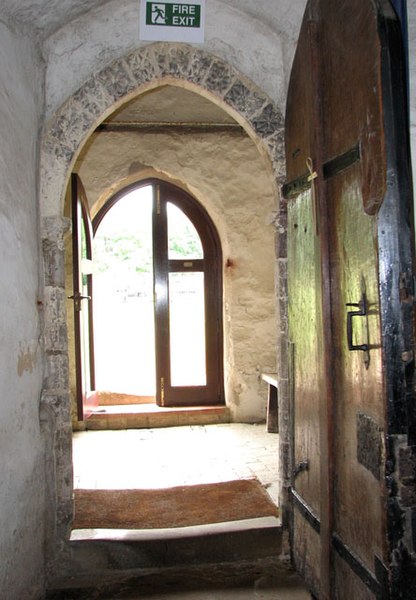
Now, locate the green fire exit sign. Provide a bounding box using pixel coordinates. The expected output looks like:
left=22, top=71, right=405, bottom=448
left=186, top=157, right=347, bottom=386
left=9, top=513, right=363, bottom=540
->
left=146, top=3, right=201, bottom=27
left=140, top=0, right=205, bottom=42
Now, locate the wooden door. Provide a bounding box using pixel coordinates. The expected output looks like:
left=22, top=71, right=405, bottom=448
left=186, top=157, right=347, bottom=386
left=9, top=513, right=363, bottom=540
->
left=284, top=0, right=414, bottom=598
left=71, top=173, right=99, bottom=420
left=153, top=181, right=224, bottom=407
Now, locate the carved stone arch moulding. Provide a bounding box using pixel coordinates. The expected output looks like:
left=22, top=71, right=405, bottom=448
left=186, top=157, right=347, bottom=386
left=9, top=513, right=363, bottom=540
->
left=40, top=42, right=285, bottom=218
left=39, top=42, right=287, bottom=566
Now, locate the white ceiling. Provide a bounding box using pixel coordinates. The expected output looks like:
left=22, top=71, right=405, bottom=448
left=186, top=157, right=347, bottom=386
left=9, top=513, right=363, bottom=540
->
left=2, top=0, right=305, bottom=41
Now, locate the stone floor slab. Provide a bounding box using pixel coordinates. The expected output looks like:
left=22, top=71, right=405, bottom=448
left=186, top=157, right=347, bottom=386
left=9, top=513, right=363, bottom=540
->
left=72, top=423, right=280, bottom=504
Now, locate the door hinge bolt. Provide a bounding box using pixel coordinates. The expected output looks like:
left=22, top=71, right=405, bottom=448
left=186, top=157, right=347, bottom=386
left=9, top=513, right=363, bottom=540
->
left=401, top=350, right=413, bottom=363
left=160, top=377, right=165, bottom=405
left=293, top=459, right=309, bottom=479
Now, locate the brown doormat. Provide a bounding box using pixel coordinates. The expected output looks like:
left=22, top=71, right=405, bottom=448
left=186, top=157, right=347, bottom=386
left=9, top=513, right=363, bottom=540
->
left=73, top=479, right=279, bottom=530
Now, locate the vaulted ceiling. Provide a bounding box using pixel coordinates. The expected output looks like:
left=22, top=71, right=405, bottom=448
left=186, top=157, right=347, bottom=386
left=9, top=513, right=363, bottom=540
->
left=106, top=85, right=239, bottom=126
left=2, top=0, right=306, bottom=41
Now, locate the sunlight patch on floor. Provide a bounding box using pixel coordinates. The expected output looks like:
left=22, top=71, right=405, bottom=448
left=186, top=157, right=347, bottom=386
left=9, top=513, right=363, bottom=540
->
left=72, top=423, right=279, bottom=504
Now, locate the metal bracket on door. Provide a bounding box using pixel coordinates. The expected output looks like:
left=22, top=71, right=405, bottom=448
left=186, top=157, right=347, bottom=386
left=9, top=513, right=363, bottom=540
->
left=346, top=292, right=370, bottom=369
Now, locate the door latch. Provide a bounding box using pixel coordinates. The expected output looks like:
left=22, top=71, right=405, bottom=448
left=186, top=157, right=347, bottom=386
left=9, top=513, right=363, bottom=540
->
left=346, top=292, right=368, bottom=352
left=68, top=291, right=91, bottom=312
left=346, top=292, right=370, bottom=369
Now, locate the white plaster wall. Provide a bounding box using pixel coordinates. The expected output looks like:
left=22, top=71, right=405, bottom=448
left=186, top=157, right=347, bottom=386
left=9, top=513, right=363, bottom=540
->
left=76, top=129, right=277, bottom=421
left=0, top=21, right=45, bottom=600
left=42, top=0, right=289, bottom=119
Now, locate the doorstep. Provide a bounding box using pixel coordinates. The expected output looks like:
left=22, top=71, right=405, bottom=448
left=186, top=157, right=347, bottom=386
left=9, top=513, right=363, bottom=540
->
left=86, top=404, right=231, bottom=429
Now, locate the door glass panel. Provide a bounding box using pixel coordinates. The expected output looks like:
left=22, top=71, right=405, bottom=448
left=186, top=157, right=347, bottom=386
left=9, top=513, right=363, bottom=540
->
left=80, top=217, right=93, bottom=390
left=93, top=186, right=156, bottom=395
left=169, top=272, right=206, bottom=387
left=167, top=202, right=203, bottom=260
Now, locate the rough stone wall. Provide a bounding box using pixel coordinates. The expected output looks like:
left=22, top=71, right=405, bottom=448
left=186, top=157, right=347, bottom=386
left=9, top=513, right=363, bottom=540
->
left=76, top=127, right=277, bottom=422
left=0, top=21, right=46, bottom=600
left=41, top=216, right=74, bottom=576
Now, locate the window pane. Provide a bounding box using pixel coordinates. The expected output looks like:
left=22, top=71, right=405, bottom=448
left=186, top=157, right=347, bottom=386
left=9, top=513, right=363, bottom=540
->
left=167, top=202, right=203, bottom=260
left=169, top=272, right=206, bottom=387
left=80, top=218, right=89, bottom=287
left=93, top=186, right=156, bottom=395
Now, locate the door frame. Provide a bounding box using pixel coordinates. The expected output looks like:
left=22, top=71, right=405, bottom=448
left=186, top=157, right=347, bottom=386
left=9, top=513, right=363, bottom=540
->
left=70, top=173, right=99, bottom=420
left=39, top=46, right=285, bottom=571
left=93, top=178, right=225, bottom=407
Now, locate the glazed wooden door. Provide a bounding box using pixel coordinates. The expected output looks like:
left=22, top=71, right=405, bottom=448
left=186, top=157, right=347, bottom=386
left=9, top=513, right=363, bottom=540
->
left=71, top=173, right=98, bottom=420
left=153, top=182, right=224, bottom=407
left=285, top=1, right=413, bottom=598
left=92, top=179, right=224, bottom=407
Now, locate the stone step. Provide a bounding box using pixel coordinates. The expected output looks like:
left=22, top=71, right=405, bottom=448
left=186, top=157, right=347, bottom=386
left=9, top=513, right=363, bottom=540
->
left=97, top=392, right=156, bottom=405
left=46, top=553, right=312, bottom=600
left=49, top=517, right=283, bottom=593
left=86, top=404, right=231, bottom=429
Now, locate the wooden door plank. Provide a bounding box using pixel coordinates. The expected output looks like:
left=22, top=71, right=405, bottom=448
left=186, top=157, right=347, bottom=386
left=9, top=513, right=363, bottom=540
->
left=285, top=3, right=332, bottom=596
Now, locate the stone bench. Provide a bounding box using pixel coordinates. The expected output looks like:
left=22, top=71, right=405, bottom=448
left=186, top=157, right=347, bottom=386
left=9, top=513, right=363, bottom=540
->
left=261, top=373, right=278, bottom=433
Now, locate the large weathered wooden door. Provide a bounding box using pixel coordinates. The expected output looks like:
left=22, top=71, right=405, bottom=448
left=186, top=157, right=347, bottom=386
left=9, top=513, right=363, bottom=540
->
left=285, top=1, right=414, bottom=598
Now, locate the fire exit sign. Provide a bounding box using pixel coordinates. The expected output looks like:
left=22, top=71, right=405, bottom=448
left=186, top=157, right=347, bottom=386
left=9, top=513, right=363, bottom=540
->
left=146, top=3, right=201, bottom=27
left=140, top=0, right=205, bottom=42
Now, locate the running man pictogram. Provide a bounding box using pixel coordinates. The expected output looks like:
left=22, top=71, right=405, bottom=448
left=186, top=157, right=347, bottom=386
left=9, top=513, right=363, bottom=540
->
left=151, top=4, right=167, bottom=24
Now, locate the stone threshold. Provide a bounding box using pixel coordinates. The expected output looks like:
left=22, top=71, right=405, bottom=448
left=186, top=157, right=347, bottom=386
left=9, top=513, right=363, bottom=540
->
left=86, top=404, right=231, bottom=430
left=50, top=520, right=284, bottom=593
left=46, top=555, right=309, bottom=600
left=70, top=516, right=282, bottom=541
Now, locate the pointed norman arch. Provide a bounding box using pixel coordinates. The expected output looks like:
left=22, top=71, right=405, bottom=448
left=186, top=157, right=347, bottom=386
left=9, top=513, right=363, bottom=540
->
left=39, top=43, right=288, bottom=567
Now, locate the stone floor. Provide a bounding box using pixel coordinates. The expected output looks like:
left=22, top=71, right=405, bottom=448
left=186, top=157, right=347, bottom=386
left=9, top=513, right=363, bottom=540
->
left=72, top=423, right=280, bottom=505
left=52, top=426, right=311, bottom=599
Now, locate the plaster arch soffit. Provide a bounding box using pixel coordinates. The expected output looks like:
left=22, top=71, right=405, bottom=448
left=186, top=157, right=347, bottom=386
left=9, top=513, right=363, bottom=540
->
left=41, top=42, right=285, bottom=219
left=90, top=168, right=215, bottom=220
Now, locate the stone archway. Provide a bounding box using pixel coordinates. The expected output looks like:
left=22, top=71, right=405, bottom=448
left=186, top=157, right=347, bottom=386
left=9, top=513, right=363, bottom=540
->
left=39, top=42, right=289, bottom=569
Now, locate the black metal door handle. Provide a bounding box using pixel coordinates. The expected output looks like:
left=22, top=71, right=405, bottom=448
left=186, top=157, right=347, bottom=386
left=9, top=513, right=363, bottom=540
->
left=68, top=294, right=91, bottom=301
left=68, top=292, right=91, bottom=312
left=346, top=293, right=369, bottom=352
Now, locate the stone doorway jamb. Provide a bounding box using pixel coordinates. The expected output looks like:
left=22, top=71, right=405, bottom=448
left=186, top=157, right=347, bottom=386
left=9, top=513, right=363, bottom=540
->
left=38, top=42, right=289, bottom=573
